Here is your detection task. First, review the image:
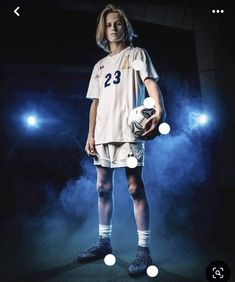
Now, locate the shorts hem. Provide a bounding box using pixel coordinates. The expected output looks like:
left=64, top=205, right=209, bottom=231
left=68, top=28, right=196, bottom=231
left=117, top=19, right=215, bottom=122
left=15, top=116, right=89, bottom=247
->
left=94, top=161, right=144, bottom=168
left=111, top=163, right=144, bottom=168
left=93, top=161, right=110, bottom=167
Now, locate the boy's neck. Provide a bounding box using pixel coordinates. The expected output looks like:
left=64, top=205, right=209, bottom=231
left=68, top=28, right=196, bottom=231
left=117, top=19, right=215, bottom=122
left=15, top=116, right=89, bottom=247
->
left=109, top=42, right=127, bottom=56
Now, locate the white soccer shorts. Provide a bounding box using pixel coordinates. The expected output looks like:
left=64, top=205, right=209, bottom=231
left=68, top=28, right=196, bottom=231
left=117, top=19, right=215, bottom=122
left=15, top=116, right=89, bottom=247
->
left=93, top=142, right=145, bottom=168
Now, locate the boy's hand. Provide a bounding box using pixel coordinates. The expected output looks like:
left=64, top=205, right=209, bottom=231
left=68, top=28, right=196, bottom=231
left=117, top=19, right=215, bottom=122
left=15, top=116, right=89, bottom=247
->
left=142, top=113, right=161, bottom=138
left=85, top=136, right=97, bottom=158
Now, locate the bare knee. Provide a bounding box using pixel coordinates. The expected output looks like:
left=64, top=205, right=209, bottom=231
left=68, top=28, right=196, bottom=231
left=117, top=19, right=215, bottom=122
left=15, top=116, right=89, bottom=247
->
left=128, top=181, right=145, bottom=200
left=97, top=181, right=112, bottom=199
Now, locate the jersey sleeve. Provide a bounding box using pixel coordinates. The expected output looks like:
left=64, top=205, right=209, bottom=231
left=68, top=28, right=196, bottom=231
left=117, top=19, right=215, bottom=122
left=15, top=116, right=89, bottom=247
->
left=134, top=48, right=159, bottom=82
left=86, top=62, right=100, bottom=99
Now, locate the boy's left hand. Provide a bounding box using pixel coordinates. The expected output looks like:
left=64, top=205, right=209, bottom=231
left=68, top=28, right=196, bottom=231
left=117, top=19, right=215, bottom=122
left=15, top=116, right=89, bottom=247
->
left=142, top=113, right=161, bottom=138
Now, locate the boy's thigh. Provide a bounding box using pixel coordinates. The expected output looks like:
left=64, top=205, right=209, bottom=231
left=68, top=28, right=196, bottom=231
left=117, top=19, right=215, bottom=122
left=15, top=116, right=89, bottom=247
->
left=96, top=165, right=114, bottom=183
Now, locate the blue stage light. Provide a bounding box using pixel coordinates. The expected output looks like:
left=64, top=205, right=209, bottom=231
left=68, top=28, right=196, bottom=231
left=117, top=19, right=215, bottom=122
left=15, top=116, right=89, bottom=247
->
left=197, top=114, right=208, bottom=125
left=23, top=114, right=39, bottom=128
left=27, top=115, right=37, bottom=126
left=188, top=111, right=209, bottom=129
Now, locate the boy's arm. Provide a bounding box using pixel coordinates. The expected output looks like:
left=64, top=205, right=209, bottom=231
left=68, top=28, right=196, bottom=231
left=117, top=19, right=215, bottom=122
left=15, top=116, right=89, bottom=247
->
left=142, top=78, right=166, bottom=137
left=85, top=98, right=99, bottom=156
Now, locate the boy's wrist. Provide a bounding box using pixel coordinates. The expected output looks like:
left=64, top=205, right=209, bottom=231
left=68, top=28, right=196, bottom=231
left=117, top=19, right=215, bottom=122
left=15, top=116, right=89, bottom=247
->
left=154, top=109, right=163, bottom=118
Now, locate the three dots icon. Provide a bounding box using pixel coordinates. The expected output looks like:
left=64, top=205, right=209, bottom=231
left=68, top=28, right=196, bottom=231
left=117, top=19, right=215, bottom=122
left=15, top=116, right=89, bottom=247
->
left=212, top=9, right=224, bottom=13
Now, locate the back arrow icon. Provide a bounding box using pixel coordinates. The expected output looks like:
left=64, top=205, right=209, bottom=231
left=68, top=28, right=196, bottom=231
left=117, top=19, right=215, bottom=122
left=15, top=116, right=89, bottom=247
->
left=14, top=7, right=20, bottom=16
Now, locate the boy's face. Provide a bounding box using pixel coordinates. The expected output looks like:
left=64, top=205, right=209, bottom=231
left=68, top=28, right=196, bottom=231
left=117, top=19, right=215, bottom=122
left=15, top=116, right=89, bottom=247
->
left=105, top=12, right=126, bottom=43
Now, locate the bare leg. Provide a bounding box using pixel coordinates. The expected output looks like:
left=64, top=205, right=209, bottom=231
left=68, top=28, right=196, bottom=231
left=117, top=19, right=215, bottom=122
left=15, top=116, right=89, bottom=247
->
left=77, top=166, right=114, bottom=262
left=96, top=166, right=115, bottom=225
left=125, top=166, right=152, bottom=276
left=125, top=166, right=149, bottom=231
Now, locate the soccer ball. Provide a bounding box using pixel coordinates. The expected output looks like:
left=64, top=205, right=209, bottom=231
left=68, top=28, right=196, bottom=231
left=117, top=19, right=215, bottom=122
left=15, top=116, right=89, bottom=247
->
left=128, top=105, right=160, bottom=140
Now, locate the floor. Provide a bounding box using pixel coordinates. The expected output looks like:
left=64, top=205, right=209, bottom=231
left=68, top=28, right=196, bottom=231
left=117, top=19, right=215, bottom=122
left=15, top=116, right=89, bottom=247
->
left=1, top=209, right=234, bottom=282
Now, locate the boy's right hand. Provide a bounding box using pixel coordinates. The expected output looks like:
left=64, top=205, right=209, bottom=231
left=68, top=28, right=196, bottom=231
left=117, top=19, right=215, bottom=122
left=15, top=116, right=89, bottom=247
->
left=85, top=136, right=97, bottom=157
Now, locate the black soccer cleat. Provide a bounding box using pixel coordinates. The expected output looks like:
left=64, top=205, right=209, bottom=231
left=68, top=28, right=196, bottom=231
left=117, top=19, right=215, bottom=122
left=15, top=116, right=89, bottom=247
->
left=128, top=251, right=152, bottom=276
left=77, top=242, right=112, bottom=263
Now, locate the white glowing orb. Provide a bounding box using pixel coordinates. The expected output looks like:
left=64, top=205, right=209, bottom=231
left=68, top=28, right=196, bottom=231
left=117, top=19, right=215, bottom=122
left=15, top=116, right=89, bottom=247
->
left=198, top=114, right=208, bottom=125
left=104, top=254, right=116, bottom=266
left=143, top=97, right=155, bottom=109
left=147, top=265, right=159, bottom=277
left=158, top=122, right=170, bottom=135
left=126, top=156, right=138, bottom=168
left=132, top=59, right=144, bottom=71
left=27, top=116, right=37, bottom=126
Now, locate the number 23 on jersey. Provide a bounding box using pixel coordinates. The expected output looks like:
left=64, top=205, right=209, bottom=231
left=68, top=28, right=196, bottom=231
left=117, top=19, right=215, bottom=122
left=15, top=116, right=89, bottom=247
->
left=104, top=70, right=121, bottom=88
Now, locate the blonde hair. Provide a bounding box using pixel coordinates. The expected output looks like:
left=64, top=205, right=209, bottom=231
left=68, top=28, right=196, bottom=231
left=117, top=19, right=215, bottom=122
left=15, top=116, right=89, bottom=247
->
left=96, top=4, right=137, bottom=53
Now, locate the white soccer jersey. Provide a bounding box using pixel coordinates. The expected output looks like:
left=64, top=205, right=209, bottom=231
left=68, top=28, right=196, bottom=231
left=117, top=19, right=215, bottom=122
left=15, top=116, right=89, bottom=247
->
left=86, top=46, right=159, bottom=145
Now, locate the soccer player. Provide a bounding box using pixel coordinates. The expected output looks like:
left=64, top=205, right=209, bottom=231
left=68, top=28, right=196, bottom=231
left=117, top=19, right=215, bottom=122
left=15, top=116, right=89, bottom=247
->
left=77, top=4, right=165, bottom=277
